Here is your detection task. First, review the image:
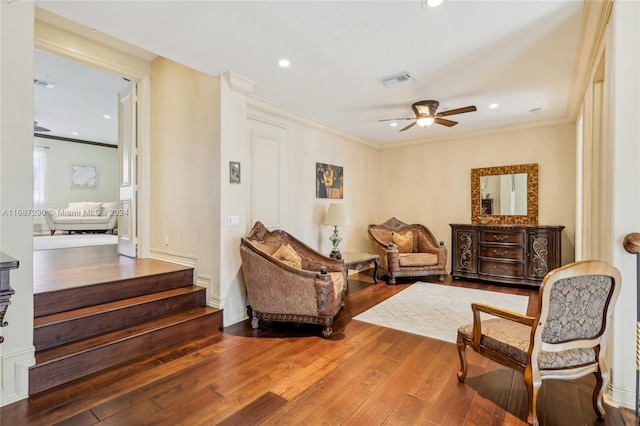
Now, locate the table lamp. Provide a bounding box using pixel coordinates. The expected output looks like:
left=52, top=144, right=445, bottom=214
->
left=324, top=203, right=350, bottom=259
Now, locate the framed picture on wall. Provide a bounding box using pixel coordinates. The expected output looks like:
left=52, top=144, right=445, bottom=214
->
left=230, top=161, right=241, bottom=184
left=70, top=164, right=97, bottom=187
left=316, top=162, right=343, bottom=199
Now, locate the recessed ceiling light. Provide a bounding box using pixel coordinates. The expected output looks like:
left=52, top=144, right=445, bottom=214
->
left=390, top=122, right=398, bottom=127
left=423, top=0, right=445, bottom=8
left=103, top=114, right=112, bottom=119
left=488, top=103, right=499, bottom=109
left=72, top=132, right=78, bottom=136
left=278, top=59, right=291, bottom=68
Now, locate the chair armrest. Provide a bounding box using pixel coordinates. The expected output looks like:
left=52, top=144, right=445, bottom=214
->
left=470, top=302, right=535, bottom=349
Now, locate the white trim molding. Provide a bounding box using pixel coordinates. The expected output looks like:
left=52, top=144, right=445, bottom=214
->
left=1, top=347, right=35, bottom=406
left=223, top=71, right=256, bottom=96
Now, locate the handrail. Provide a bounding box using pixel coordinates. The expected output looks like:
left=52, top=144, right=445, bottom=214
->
left=623, top=232, right=640, bottom=254
left=623, top=232, right=640, bottom=416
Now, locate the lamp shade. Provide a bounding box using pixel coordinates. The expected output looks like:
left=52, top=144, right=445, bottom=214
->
left=324, top=203, right=350, bottom=227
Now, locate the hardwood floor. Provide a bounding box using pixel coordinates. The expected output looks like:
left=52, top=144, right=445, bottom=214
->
left=3, top=266, right=636, bottom=425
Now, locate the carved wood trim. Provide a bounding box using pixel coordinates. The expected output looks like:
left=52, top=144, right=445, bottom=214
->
left=471, top=163, right=538, bottom=225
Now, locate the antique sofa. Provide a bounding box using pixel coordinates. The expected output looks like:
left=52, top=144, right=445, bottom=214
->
left=239, top=221, right=347, bottom=338
left=45, top=201, right=119, bottom=235
left=368, top=217, right=447, bottom=284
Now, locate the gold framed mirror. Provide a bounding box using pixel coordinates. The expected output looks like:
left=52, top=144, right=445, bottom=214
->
left=471, top=163, right=538, bottom=224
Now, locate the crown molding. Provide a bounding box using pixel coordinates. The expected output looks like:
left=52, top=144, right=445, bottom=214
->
left=222, top=71, right=256, bottom=96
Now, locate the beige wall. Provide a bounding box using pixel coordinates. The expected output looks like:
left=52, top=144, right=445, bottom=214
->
left=0, top=1, right=35, bottom=405
left=377, top=122, right=577, bottom=268
left=149, top=57, right=221, bottom=305
left=285, top=119, right=379, bottom=255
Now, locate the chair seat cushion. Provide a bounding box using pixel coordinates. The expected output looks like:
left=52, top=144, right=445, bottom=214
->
left=458, top=318, right=596, bottom=369
left=398, top=253, right=438, bottom=267
left=328, top=272, right=345, bottom=299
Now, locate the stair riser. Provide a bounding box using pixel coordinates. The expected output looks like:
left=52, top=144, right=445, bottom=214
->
left=29, top=310, right=222, bottom=395
left=34, top=269, right=194, bottom=317
left=34, top=288, right=207, bottom=351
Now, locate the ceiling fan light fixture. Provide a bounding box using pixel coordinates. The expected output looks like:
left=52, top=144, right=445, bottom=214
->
left=417, top=116, right=435, bottom=127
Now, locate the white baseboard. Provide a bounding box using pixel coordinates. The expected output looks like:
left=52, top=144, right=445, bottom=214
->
left=605, top=383, right=636, bottom=410
left=1, top=347, right=35, bottom=407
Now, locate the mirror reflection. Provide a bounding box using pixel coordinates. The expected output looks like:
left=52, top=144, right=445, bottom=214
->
left=480, top=173, right=527, bottom=216
left=471, top=163, right=538, bottom=225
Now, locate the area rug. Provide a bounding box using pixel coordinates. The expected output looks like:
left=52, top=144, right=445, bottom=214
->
left=353, top=282, right=529, bottom=343
left=34, top=234, right=117, bottom=251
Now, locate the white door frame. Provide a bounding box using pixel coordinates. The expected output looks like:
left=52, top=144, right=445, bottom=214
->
left=33, top=42, right=151, bottom=258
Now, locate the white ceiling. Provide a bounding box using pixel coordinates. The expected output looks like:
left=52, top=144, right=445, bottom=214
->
left=34, top=0, right=585, bottom=145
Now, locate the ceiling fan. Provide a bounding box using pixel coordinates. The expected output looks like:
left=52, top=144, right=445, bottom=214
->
left=379, top=100, right=477, bottom=132
left=34, top=121, right=50, bottom=133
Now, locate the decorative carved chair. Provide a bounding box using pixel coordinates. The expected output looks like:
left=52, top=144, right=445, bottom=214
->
left=239, top=221, right=347, bottom=338
left=456, top=260, right=622, bottom=426
left=367, top=217, right=447, bottom=284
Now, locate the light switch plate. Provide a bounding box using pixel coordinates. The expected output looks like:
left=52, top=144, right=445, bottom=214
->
left=227, top=216, right=240, bottom=227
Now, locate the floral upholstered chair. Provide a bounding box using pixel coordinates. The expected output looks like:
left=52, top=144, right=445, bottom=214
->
left=239, top=221, right=347, bottom=338
left=368, top=217, right=447, bottom=284
left=456, top=260, right=621, bottom=426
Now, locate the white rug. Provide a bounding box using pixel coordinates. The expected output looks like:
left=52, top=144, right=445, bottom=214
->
left=354, top=282, right=530, bottom=343
left=34, top=234, right=117, bottom=250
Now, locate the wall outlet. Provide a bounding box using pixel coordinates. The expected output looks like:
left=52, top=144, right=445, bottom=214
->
left=227, top=216, right=240, bottom=227
left=164, top=234, right=169, bottom=245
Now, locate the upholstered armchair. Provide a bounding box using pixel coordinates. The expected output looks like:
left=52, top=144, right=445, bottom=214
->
left=368, top=217, right=447, bottom=284
left=456, top=260, right=621, bottom=426
left=239, top=221, right=347, bottom=338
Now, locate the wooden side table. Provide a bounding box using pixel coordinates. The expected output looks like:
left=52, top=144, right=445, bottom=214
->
left=342, top=252, right=379, bottom=283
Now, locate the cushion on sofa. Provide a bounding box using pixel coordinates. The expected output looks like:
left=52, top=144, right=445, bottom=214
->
left=392, top=231, right=413, bottom=253
left=398, top=253, right=438, bottom=267
left=81, top=216, right=111, bottom=225
left=66, top=202, right=84, bottom=212
left=82, top=201, right=104, bottom=216
left=273, top=243, right=302, bottom=269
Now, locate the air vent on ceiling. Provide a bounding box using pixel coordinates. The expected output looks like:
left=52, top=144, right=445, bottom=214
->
left=377, top=71, right=415, bottom=88
left=33, top=79, right=56, bottom=89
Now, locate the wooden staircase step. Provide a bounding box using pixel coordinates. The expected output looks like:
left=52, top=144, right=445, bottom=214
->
left=34, top=268, right=194, bottom=317
left=29, top=306, right=222, bottom=395
left=34, top=286, right=207, bottom=351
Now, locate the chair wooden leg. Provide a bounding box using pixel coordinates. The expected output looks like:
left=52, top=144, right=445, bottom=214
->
left=592, top=368, right=607, bottom=417
left=322, top=325, right=333, bottom=338
left=524, top=366, right=541, bottom=426
left=456, top=335, right=468, bottom=382
left=251, top=311, right=259, bottom=330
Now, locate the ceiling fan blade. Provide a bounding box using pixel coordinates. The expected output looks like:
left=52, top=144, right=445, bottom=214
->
left=437, top=105, right=477, bottom=117
left=434, top=117, right=458, bottom=127
left=377, top=117, right=414, bottom=122
left=399, top=122, right=417, bottom=132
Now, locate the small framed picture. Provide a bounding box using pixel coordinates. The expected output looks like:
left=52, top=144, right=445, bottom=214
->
left=229, top=161, right=241, bottom=184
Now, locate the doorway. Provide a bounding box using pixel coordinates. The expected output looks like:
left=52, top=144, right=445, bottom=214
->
left=32, top=43, right=150, bottom=258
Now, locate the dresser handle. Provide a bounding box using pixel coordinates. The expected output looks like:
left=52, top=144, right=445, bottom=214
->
left=492, top=234, right=508, bottom=241
left=492, top=249, right=508, bottom=256
left=492, top=265, right=507, bottom=273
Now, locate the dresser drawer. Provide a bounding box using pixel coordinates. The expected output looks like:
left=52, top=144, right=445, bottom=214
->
left=479, top=245, right=524, bottom=260
left=479, top=230, right=524, bottom=245
left=479, top=260, right=524, bottom=278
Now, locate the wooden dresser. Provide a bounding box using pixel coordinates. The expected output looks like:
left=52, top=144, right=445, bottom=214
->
left=449, top=224, right=564, bottom=287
